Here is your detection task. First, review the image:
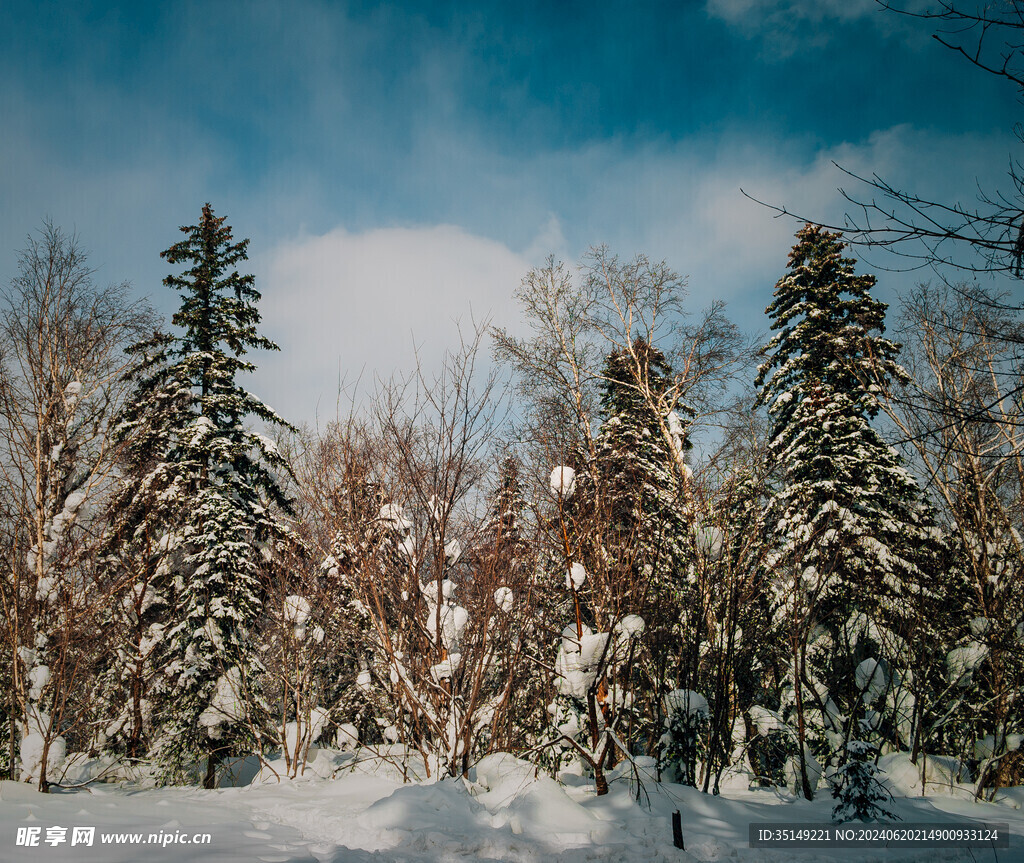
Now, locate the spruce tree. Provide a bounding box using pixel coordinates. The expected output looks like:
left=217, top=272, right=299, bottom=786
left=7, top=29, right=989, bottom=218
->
left=478, top=455, right=528, bottom=575
left=574, top=338, right=695, bottom=761
left=116, top=204, right=294, bottom=786
left=592, top=337, right=692, bottom=604
left=756, top=224, right=938, bottom=768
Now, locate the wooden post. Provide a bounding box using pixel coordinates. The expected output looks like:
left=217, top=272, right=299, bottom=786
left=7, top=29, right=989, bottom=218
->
left=672, top=810, right=684, bottom=849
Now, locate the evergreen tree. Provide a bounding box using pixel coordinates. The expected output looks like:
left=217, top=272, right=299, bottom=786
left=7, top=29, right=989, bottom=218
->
left=831, top=740, right=898, bottom=823
left=591, top=337, right=693, bottom=608
left=755, top=225, right=939, bottom=772
left=477, top=455, right=529, bottom=575
left=551, top=338, right=696, bottom=769
left=116, top=204, right=294, bottom=786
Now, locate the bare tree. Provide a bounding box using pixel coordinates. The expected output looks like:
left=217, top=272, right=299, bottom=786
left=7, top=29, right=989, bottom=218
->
left=286, top=326, right=534, bottom=780
left=0, top=222, right=152, bottom=790
left=495, top=248, right=746, bottom=794
left=882, top=284, right=1024, bottom=796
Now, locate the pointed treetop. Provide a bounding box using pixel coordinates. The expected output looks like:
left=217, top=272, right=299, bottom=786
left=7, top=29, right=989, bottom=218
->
left=161, top=203, right=276, bottom=359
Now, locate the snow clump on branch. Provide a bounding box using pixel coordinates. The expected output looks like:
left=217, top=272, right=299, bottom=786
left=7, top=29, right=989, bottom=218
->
left=550, top=466, right=575, bottom=498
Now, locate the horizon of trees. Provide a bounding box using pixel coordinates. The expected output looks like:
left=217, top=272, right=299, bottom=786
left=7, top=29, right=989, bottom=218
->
left=0, top=207, right=1019, bottom=815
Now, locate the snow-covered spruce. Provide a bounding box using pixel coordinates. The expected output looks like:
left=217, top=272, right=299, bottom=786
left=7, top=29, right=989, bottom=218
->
left=116, top=204, right=296, bottom=787
left=831, top=740, right=899, bottom=823
left=755, top=225, right=941, bottom=783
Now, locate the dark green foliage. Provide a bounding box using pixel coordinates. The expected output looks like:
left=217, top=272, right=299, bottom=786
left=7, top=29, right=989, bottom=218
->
left=592, top=338, right=693, bottom=604
left=756, top=226, right=943, bottom=776
left=831, top=740, right=899, bottom=823
left=115, top=204, right=294, bottom=784
left=757, top=225, right=939, bottom=628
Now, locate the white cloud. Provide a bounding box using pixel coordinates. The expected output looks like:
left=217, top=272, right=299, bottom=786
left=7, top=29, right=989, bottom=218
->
left=251, top=224, right=535, bottom=425
left=707, top=0, right=879, bottom=26
left=703, top=0, right=922, bottom=56
left=247, top=122, right=1014, bottom=426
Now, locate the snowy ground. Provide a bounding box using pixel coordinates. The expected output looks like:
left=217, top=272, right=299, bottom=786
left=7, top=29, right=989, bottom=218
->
left=3, top=750, right=1023, bottom=863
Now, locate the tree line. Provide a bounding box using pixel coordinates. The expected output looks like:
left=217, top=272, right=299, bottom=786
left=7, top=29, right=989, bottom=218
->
left=0, top=206, right=1020, bottom=811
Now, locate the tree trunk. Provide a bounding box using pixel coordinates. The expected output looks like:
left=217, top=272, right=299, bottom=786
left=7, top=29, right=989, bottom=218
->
left=203, top=753, right=218, bottom=789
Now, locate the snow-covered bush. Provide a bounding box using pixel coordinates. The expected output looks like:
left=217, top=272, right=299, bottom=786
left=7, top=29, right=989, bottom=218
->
left=658, top=690, right=709, bottom=786
left=746, top=705, right=795, bottom=788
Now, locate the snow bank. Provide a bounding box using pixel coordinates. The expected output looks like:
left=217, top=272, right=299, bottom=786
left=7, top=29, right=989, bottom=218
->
left=877, top=751, right=972, bottom=796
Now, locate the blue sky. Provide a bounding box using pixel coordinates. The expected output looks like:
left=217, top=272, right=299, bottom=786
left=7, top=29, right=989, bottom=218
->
left=1, top=0, right=1017, bottom=426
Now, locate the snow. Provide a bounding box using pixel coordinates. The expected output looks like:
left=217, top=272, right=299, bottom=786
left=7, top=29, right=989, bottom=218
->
left=969, top=616, right=991, bottom=637
left=749, top=705, right=789, bottom=737
left=398, top=533, right=416, bottom=559
left=696, top=524, right=724, bottom=558
left=429, top=652, right=462, bottom=681
left=424, top=593, right=469, bottom=650
left=555, top=625, right=609, bottom=699
left=378, top=502, right=413, bottom=531
left=336, top=723, right=359, bottom=750
left=550, top=466, right=576, bottom=497
left=443, top=537, right=462, bottom=564
left=854, top=658, right=888, bottom=704
left=614, top=613, right=645, bottom=640
left=946, top=641, right=988, bottom=686
left=4, top=749, right=1022, bottom=862
left=493, top=586, right=514, bottom=612
left=283, top=594, right=310, bottom=627
left=664, top=689, right=709, bottom=719
left=198, top=668, right=245, bottom=732
left=975, top=734, right=1024, bottom=760
left=18, top=733, right=65, bottom=785
left=566, top=561, right=587, bottom=590
left=64, top=380, right=83, bottom=406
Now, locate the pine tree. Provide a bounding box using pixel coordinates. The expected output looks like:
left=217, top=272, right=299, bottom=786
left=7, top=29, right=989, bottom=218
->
left=116, top=204, right=294, bottom=786
left=831, top=740, right=898, bottom=823
left=591, top=338, right=693, bottom=610
left=550, top=339, right=695, bottom=773
left=477, top=455, right=528, bottom=575
left=756, top=225, right=939, bottom=773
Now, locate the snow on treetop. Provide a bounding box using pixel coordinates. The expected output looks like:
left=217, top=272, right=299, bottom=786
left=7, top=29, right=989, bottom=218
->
left=549, top=466, right=575, bottom=497
left=430, top=653, right=462, bottom=682
left=560, top=623, right=591, bottom=655
left=421, top=578, right=456, bottom=603
left=613, top=614, right=645, bottom=639
left=255, top=433, right=279, bottom=457
left=555, top=626, right=610, bottom=699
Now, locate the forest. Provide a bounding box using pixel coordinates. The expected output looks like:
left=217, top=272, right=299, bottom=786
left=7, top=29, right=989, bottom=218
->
left=0, top=199, right=1020, bottom=828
